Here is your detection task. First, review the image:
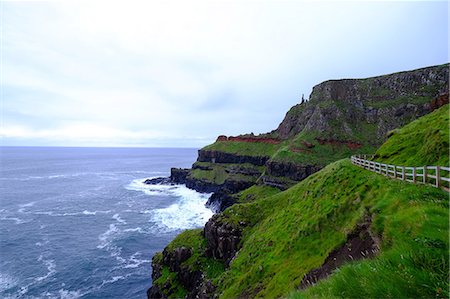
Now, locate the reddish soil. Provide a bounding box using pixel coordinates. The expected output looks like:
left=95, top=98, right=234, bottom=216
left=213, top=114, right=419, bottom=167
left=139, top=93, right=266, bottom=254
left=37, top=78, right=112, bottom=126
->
left=299, top=216, right=380, bottom=289
left=216, top=135, right=281, bottom=144
left=290, top=146, right=312, bottom=154
left=315, top=138, right=362, bottom=149
left=430, top=93, right=449, bottom=111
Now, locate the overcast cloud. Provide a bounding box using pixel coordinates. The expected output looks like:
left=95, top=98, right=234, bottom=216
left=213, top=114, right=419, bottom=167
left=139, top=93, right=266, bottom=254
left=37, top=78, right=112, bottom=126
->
left=1, top=1, right=448, bottom=147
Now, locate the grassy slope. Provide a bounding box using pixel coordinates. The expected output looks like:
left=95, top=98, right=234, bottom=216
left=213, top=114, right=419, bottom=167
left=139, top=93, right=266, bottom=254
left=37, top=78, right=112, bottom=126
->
left=217, top=160, right=448, bottom=298
left=189, top=162, right=265, bottom=185
left=374, top=104, right=449, bottom=166
left=152, top=229, right=225, bottom=298
left=154, top=106, right=449, bottom=298
left=271, top=130, right=375, bottom=166
left=202, top=141, right=282, bottom=157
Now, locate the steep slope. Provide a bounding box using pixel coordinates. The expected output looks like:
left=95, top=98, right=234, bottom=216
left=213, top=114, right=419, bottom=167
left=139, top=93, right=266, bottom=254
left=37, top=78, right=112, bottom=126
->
left=373, top=104, right=449, bottom=166
left=171, top=64, right=449, bottom=194
left=148, top=104, right=449, bottom=299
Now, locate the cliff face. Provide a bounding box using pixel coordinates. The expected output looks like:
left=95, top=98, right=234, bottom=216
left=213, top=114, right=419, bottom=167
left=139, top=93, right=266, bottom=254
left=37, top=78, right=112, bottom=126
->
left=148, top=66, right=450, bottom=298
left=276, top=64, right=449, bottom=143
left=169, top=64, right=449, bottom=195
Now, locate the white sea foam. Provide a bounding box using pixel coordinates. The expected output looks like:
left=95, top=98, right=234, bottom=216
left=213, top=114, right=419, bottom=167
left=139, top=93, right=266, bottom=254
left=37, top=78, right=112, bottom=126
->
left=101, top=275, right=126, bottom=285
left=97, top=224, right=126, bottom=263
left=123, top=252, right=151, bottom=269
left=0, top=216, right=27, bottom=224
left=34, top=210, right=111, bottom=217
left=35, top=255, right=57, bottom=282
left=152, top=187, right=213, bottom=231
left=127, top=178, right=214, bottom=231
left=125, top=178, right=178, bottom=196
left=123, top=227, right=144, bottom=233
left=112, top=213, right=126, bottom=224
left=58, top=289, right=84, bottom=299
left=0, top=272, right=17, bottom=292
left=35, top=238, right=50, bottom=247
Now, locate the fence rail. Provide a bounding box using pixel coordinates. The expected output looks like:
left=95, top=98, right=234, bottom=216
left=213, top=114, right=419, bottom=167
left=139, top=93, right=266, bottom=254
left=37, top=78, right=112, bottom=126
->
left=351, top=155, right=450, bottom=192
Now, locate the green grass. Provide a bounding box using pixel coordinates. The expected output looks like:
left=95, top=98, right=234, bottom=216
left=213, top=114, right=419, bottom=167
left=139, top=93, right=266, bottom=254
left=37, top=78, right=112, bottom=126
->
left=189, top=167, right=228, bottom=185
left=154, top=102, right=449, bottom=298
left=202, top=141, right=282, bottom=157
left=235, top=185, right=281, bottom=203
left=214, top=160, right=448, bottom=298
left=374, top=104, right=449, bottom=166
left=270, top=131, right=375, bottom=166
left=189, top=162, right=264, bottom=185
left=152, top=229, right=226, bottom=298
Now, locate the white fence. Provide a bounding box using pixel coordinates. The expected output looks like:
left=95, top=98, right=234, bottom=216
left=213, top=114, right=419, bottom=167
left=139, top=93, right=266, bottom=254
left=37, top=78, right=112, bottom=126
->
left=351, top=155, right=450, bottom=191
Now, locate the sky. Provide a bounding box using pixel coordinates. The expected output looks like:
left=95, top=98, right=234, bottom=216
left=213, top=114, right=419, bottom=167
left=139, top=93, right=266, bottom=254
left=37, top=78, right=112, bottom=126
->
left=0, top=0, right=448, bottom=148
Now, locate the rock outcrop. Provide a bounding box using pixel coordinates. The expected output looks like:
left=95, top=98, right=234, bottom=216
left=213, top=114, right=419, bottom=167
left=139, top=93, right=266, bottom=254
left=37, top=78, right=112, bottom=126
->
left=147, top=64, right=449, bottom=298
left=204, top=215, right=242, bottom=265
left=197, top=150, right=270, bottom=166
left=276, top=64, right=449, bottom=143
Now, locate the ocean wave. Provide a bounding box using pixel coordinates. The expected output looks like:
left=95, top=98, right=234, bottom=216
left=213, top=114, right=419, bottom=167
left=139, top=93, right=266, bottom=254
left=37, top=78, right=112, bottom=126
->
left=123, top=252, right=151, bottom=269
left=126, top=178, right=213, bottom=231
left=58, top=289, right=84, bottom=299
left=35, top=255, right=57, bottom=282
left=33, top=210, right=111, bottom=217
left=125, top=177, right=179, bottom=196
left=0, top=272, right=17, bottom=292
left=150, top=186, right=213, bottom=231
left=0, top=216, right=28, bottom=224
left=112, top=213, right=127, bottom=225
left=97, top=224, right=126, bottom=264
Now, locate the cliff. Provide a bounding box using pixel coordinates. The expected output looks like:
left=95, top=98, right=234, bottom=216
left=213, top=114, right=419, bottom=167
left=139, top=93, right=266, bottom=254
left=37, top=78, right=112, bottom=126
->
left=169, top=64, right=449, bottom=195
left=149, top=104, right=449, bottom=298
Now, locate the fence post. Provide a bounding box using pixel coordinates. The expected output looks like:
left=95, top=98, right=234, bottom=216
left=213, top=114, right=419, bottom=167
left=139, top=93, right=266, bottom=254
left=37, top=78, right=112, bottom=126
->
left=394, top=166, right=397, bottom=179
left=402, top=166, right=406, bottom=181
left=423, top=166, right=427, bottom=184
left=412, top=167, right=416, bottom=183
left=386, top=164, right=388, bottom=176
left=436, top=166, right=441, bottom=188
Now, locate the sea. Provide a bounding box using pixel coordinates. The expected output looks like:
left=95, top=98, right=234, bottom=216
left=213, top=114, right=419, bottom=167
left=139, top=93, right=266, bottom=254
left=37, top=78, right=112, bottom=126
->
left=0, top=146, right=213, bottom=299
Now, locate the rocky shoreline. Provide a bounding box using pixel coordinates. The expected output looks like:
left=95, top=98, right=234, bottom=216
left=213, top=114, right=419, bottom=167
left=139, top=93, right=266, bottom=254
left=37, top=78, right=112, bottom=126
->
left=145, top=64, right=449, bottom=298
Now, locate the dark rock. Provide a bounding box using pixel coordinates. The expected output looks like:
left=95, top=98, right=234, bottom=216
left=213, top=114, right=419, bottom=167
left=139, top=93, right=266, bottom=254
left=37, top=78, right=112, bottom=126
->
left=266, top=161, right=322, bottom=182
left=205, top=191, right=236, bottom=213
left=197, top=150, right=270, bottom=166
left=299, top=215, right=380, bottom=289
left=185, top=178, right=221, bottom=194
left=276, top=64, right=449, bottom=144
left=163, top=246, right=193, bottom=272
left=204, top=215, right=242, bottom=265
left=144, top=177, right=173, bottom=185
left=147, top=285, right=164, bottom=299
left=260, top=175, right=294, bottom=190
left=170, top=168, right=189, bottom=184
left=192, top=164, right=213, bottom=171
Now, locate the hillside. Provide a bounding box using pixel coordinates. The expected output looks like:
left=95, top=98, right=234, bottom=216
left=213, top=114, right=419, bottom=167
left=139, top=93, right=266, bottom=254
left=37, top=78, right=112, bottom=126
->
left=373, top=104, right=449, bottom=166
left=170, top=64, right=449, bottom=197
left=148, top=86, right=449, bottom=298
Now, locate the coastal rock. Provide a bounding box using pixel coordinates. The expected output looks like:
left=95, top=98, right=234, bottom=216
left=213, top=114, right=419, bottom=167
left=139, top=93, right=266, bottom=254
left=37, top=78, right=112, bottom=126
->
left=204, top=215, right=242, bottom=264
left=144, top=177, right=173, bottom=185
left=170, top=168, right=189, bottom=184
left=299, top=215, right=380, bottom=289
left=205, top=191, right=236, bottom=213
left=266, top=161, right=322, bottom=182
left=276, top=64, right=449, bottom=143
left=197, top=150, right=270, bottom=166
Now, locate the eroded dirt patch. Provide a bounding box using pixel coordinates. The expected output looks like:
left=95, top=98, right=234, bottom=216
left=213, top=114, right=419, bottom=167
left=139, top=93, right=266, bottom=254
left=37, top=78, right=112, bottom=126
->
left=300, top=216, right=380, bottom=289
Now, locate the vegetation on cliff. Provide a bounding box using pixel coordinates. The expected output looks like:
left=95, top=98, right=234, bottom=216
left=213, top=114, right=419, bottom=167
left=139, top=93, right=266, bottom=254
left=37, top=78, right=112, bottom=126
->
left=150, top=104, right=449, bottom=298
left=374, top=104, right=449, bottom=166
left=181, top=64, right=449, bottom=191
